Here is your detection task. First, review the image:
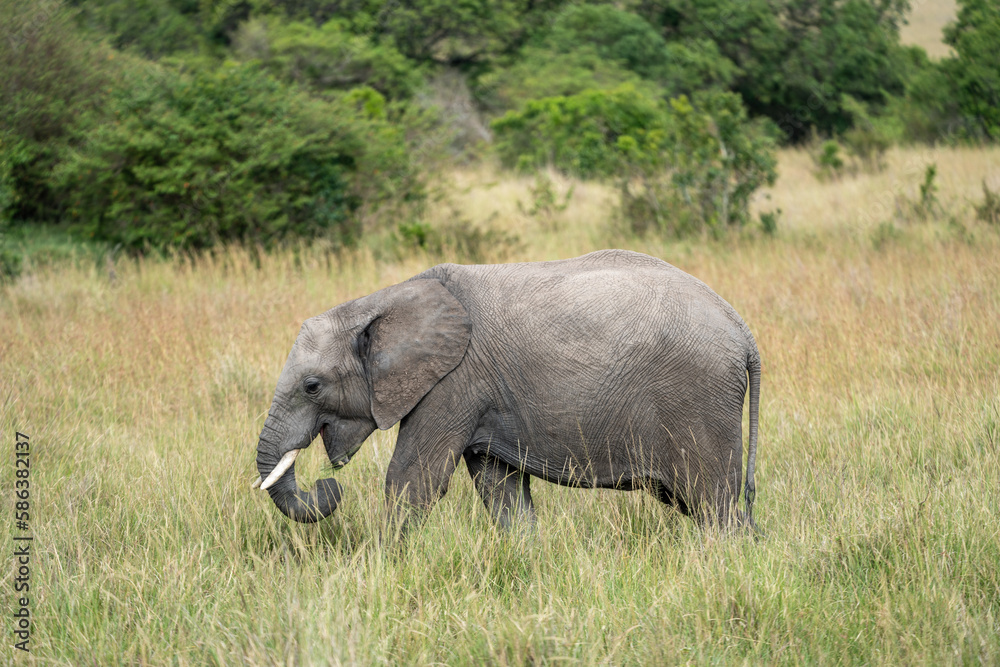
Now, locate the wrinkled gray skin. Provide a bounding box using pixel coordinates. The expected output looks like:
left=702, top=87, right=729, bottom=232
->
left=256, top=249, right=761, bottom=532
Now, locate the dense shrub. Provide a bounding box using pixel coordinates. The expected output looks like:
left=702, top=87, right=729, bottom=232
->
left=636, top=0, right=912, bottom=141
left=0, top=0, right=112, bottom=224
left=69, top=0, right=205, bottom=57
left=545, top=5, right=736, bottom=95
left=492, top=85, right=776, bottom=234
left=840, top=95, right=893, bottom=172
left=233, top=17, right=423, bottom=100
left=492, top=85, right=668, bottom=179
left=941, top=0, right=1000, bottom=140
left=974, top=181, right=1000, bottom=225
left=480, top=5, right=736, bottom=113
left=648, top=91, right=777, bottom=232
left=882, top=47, right=966, bottom=144
left=55, top=63, right=422, bottom=250
left=477, top=46, right=647, bottom=113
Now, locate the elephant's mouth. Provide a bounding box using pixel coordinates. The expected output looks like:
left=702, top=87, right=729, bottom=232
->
left=321, top=423, right=361, bottom=469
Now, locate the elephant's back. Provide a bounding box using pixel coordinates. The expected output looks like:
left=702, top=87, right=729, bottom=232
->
left=420, top=250, right=750, bottom=351
left=419, top=250, right=754, bottom=408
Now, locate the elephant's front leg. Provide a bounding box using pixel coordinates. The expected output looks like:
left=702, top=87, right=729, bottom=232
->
left=464, top=451, right=535, bottom=531
left=382, top=417, right=469, bottom=540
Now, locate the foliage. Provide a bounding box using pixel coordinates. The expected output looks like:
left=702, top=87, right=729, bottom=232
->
left=643, top=91, right=778, bottom=234
left=493, top=86, right=776, bottom=235
left=636, top=0, right=912, bottom=142
left=492, top=85, right=668, bottom=179
left=895, top=163, right=941, bottom=223
left=233, top=17, right=423, bottom=99
left=759, top=208, right=780, bottom=235
left=354, top=0, right=563, bottom=66
left=941, top=0, right=1000, bottom=140
left=477, top=46, right=648, bottom=113
left=518, top=173, right=573, bottom=221
left=0, top=0, right=113, bottom=224
left=545, top=5, right=736, bottom=95
left=546, top=4, right=672, bottom=80
left=4, top=0, right=997, bottom=257
left=69, top=0, right=207, bottom=56
left=481, top=5, right=736, bottom=112
left=813, top=140, right=846, bottom=180
left=55, top=63, right=422, bottom=250
left=884, top=47, right=968, bottom=143
left=917, top=163, right=939, bottom=217
left=396, top=216, right=521, bottom=263
left=873, top=0, right=1000, bottom=144
left=974, top=180, right=1000, bottom=226
left=840, top=95, right=892, bottom=172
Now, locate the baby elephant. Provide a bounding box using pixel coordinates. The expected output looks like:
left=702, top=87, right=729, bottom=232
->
left=252, top=249, right=761, bottom=533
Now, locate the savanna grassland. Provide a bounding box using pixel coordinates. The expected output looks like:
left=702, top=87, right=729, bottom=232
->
left=2, top=145, right=999, bottom=665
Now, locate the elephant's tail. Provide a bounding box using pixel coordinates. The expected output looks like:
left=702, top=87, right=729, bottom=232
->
left=745, top=348, right=761, bottom=532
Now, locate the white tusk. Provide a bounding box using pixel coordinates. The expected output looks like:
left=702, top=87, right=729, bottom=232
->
left=251, top=475, right=262, bottom=489
left=259, top=449, right=300, bottom=491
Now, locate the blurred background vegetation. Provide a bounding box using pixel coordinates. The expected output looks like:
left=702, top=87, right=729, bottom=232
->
left=1, top=0, right=998, bottom=262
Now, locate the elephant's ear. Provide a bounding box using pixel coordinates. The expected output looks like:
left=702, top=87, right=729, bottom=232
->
left=360, top=279, right=471, bottom=430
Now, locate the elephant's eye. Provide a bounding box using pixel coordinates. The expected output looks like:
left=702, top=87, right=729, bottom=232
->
left=303, top=379, right=322, bottom=395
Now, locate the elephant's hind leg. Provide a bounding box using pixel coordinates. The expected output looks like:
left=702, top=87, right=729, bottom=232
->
left=464, top=451, right=536, bottom=531
left=653, top=480, right=692, bottom=516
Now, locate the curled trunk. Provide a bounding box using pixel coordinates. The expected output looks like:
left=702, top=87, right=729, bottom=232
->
left=256, top=419, right=341, bottom=523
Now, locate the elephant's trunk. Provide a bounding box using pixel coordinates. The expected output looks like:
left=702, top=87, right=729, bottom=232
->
left=256, top=419, right=341, bottom=523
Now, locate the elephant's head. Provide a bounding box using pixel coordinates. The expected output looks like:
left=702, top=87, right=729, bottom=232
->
left=254, top=279, right=471, bottom=522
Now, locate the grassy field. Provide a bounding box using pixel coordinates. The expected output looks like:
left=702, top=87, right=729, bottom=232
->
left=2, top=145, right=1000, bottom=664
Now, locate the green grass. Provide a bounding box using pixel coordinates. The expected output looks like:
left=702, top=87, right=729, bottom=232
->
left=2, top=149, right=1000, bottom=664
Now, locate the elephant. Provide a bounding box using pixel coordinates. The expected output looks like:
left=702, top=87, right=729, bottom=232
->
left=252, top=249, right=761, bottom=534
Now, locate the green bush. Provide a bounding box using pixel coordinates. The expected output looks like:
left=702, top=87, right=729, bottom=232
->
left=233, top=17, right=423, bottom=100
left=840, top=95, right=893, bottom=172
left=492, top=84, right=668, bottom=180
left=477, top=46, right=648, bottom=113
left=545, top=5, right=736, bottom=94
left=637, top=0, right=911, bottom=142
left=974, top=180, right=1000, bottom=226
left=395, top=216, right=521, bottom=263
left=55, top=63, right=422, bottom=251
left=759, top=208, right=781, bottom=236
left=813, top=140, right=846, bottom=180
left=881, top=46, right=966, bottom=144
left=653, top=91, right=778, bottom=233
left=492, top=85, right=777, bottom=235
left=480, top=5, right=736, bottom=113
left=364, top=0, right=534, bottom=65
left=942, top=0, right=1000, bottom=140
left=0, top=233, right=22, bottom=282
left=0, top=0, right=112, bottom=224
left=70, top=0, right=205, bottom=57
left=518, top=174, right=573, bottom=221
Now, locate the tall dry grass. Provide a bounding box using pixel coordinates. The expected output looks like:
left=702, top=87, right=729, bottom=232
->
left=1, top=146, right=999, bottom=664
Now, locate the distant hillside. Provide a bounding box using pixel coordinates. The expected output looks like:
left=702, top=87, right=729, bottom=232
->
left=900, top=0, right=957, bottom=57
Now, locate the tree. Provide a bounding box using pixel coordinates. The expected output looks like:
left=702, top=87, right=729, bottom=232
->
left=233, top=17, right=422, bottom=99
left=635, top=0, right=912, bottom=141
left=492, top=85, right=776, bottom=234
left=942, top=0, right=1000, bottom=140
left=0, top=0, right=112, bottom=224
left=55, top=63, right=423, bottom=250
